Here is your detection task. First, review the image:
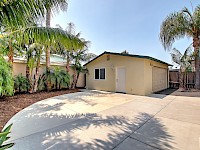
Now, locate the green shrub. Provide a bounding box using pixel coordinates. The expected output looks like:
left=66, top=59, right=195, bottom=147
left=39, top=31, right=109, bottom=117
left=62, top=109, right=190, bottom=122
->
left=50, top=67, right=70, bottom=90
left=38, top=67, right=70, bottom=91
left=0, top=57, right=14, bottom=97
left=14, top=74, right=30, bottom=93
left=0, top=124, right=14, bottom=150
left=58, top=69, right=71, bottom=89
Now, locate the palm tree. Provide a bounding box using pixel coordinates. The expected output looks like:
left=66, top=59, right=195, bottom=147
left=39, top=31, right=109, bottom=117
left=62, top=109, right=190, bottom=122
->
left=160, top=6, right=200, bottom=89
left=0, top=35, right=22, bottom=64
left=43, top=0, right=68, bottom=91
left=0, top=0, right=70, bottom=70
left=65, top=22, right=75, bottom=73
left=56, top=22, right=77, bottom=73
left=55, top=22, right=89, bottom=73
left=171, top=46, right=194, bottom=87
left=70, top=48, right=96, bottom=89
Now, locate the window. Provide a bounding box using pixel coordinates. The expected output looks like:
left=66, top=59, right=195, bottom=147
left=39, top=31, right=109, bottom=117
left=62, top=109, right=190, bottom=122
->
left=94, top=68, right=105, bottom=80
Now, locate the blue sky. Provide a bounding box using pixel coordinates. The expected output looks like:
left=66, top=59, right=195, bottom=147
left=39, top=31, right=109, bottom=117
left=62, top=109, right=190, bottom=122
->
left=51, top=0, right=199, bottom=65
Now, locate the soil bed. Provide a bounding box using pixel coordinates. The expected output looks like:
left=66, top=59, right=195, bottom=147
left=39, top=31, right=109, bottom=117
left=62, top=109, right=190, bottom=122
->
left=0, top=89, right=80, bottom=130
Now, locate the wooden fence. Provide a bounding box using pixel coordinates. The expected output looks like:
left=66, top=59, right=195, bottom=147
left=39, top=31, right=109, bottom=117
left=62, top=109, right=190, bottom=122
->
left=169, top=71, right=196, bottom=89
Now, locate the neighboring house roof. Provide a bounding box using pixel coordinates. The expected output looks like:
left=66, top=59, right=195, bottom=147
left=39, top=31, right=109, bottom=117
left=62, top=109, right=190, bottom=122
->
left=5, top=54, right=67, bottom=66
left=84, top=51, right=172, bottom=66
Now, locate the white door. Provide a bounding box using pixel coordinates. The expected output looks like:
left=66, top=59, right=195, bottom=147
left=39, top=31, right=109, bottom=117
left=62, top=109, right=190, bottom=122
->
left=116, top=67, right=126, bottom=93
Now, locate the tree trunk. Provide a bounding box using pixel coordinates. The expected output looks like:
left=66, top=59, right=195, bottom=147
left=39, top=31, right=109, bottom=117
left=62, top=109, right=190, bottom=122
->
left=179, top=70, right=184, bottom=88
left=33, top=58, right=40, bottom=93
left=75, top=72, right=80, bottom=88
left=66, top=51, right=70, bottom=73
left=66, top=60, right=70, bottom=73
left=71, top=69, right=77, bottom=89
left=46, top=47, right=51, bottom=91
left=8, top=39, right=14, bottom=65
left=26, top=64, right=30, bottom=92
left=46, top=8, right=51, bottom=91
left=193, top=36, right=200, bottom=89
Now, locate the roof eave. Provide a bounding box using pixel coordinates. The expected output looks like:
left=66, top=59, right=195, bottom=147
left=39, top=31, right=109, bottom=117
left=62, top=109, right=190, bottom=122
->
left=84, top=51, right=172, bottom=66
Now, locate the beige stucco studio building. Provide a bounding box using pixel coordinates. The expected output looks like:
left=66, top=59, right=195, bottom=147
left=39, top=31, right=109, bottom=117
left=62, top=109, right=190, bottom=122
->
left=84, top=51, right=171, bottom=96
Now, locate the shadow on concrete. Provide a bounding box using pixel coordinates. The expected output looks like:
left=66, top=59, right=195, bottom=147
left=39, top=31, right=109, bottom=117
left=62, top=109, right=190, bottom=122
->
left=10, top=110, right=174, bottom=149
left=154, top=88, right=200, bottom=97
left=147, top=94, right=168, bottom=99
left=155, top=88, right=178, bottom=95
left=130, top=117, right=175, bottom=150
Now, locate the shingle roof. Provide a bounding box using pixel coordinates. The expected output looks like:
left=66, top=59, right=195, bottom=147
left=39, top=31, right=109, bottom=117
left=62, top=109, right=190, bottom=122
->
left=84, top=51, right=172, bottom=66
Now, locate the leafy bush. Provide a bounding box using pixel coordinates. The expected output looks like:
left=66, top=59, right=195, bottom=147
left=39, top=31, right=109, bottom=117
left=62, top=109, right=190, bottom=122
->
left=38, top=67, right=70, bottom=91
left=0, top=124, right=14, bottom=149
left=50, top=67, right=71, bottom=90
left=0, top=57, right=14, bottom=97
left=14, top=74, right=30, bottom=93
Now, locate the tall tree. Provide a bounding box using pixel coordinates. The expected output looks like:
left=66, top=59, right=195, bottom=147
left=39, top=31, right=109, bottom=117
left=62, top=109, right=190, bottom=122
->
left=44, top=0, right=68, bottom=91
left=55, top=22, right=87, bottom=73
left=71, top=47, right=96, bottom=89
left=0, top=0, right=69, bottom=69
left=160, top=6, right=200, bottom=89
left=65, top=22, right=75, bottom=73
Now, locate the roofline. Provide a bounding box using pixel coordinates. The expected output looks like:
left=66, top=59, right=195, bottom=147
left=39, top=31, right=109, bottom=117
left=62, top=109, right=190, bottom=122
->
left=4, top=56, right=68, bottom=67
left=84, top=51, right=172, bottom=66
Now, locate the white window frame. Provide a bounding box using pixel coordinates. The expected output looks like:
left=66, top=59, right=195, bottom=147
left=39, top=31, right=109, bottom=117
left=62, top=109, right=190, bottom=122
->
left=94, top=68, right=106, bottom=80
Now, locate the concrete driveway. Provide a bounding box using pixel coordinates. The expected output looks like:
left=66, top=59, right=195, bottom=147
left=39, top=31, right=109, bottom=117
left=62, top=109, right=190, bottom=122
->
left=5, top=90, right=200, bottom=150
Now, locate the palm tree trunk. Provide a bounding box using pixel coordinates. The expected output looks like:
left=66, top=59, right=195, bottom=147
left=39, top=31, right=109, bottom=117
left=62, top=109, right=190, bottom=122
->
left=193, top=36, right=200, bottom=89
left=66, top=51, right=70, bottom=73
left=71, top=69, right=77, bottom=89
left=66, top=60, right=70, bottom=73
left=75, top=72, right=80, bottom=88
left=8, top=39, right=14, bottom=64
left=46, top=47, right=51, bottom=91
left=26, top=64, right=30, bottom=92
left=33, top=58, right=40, bottom=93
left=46, top=8, right=51, bottom=91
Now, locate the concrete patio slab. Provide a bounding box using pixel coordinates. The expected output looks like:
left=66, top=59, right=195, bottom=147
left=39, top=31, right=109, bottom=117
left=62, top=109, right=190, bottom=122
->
left=130, top=117, right=200, bottom=150
left=157, top=100, right=200, bottom=125
left=4, top=90, right=200, bottom=150
left=93, top=100, right=166, bottom=135
left=129, top=94, right=175, bottom=106
left=6, top=105, right=82, bottom=141
left=113, top=137, right=157, bottom=150
left=174, top=96, right=200, bottom=103
left=9, top=117, right=129, bottom=150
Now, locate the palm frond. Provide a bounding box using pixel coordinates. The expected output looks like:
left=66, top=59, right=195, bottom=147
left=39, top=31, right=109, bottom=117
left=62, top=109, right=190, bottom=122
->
left=171, top=46, right=194, bottom=71
left=0, top=0, right=68, bottom=28
left=193, top=5, right=200, bottom=30
left=160, top=11, right=193, bottom=50
left=170, top=48, right=182, bottom=65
